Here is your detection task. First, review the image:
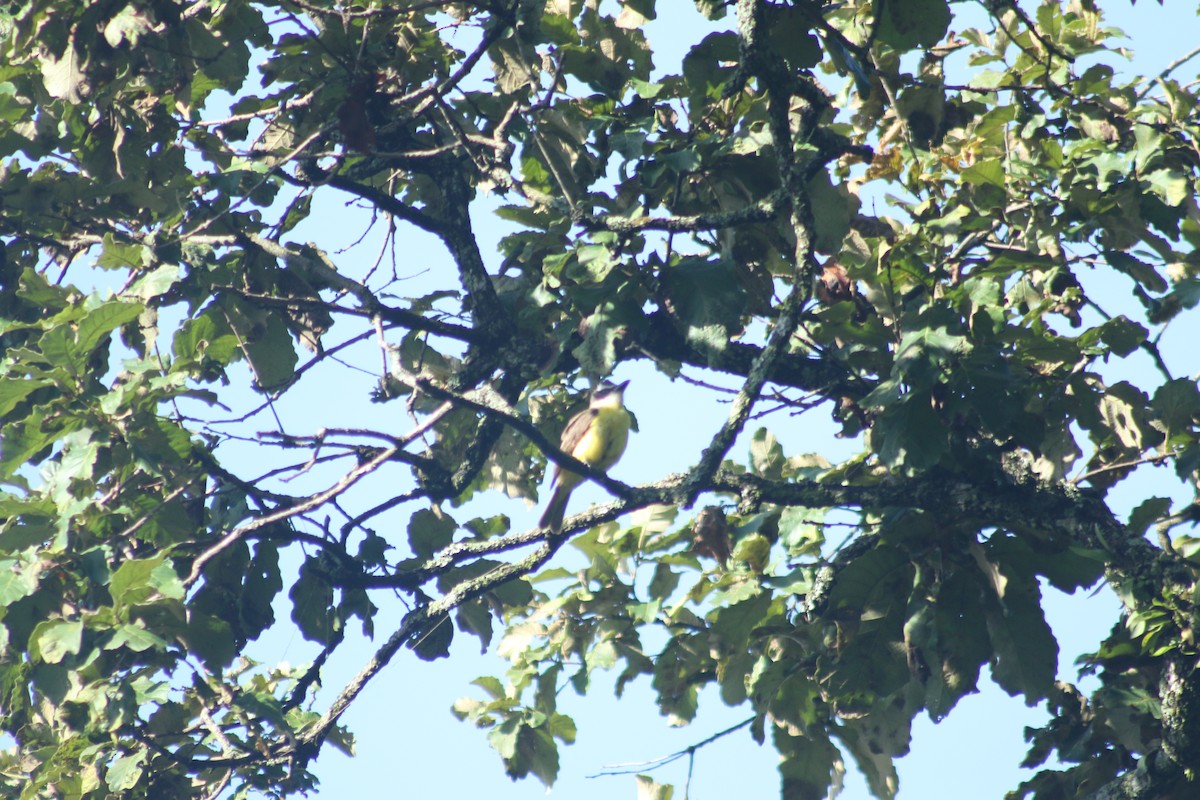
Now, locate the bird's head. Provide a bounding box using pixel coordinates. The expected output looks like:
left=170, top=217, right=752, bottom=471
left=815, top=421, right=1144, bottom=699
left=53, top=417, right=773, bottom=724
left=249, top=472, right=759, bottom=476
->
left=590, top=379, right=629, bottom=409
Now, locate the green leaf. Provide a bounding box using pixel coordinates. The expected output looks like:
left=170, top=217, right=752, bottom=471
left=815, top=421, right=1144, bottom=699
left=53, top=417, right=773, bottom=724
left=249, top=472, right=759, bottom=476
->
left=1152, top=379, right=1200, bottom=436
left=685, top=323, right=731, bottom=362
left=1104, top=251, right=1167, bottom=293
left=0, top=378, right=52, bottom=418
left=1034, top=546, right=1106, bottom=594
left=651, top=636, right=705, bottom=724
left=0, top=409, right=58, bottom=479
left=876, top=0, right=951, bottom=50
left=106, top=623, right=167, bottom=653
left=74, top=299, right=144, bottom=356
left=1128, top=497, right=1171, bottom=537
left=56, top=429, right=99, bottom=486
left=615, top=4, right=650, bottom=30
left=30, top=619, right=83, bottom=664
left=566, top=245, right=614, bottom=286
left=472, top=675, right=507, bottom=701
left=693, top=0, right=726, bottom=20
left=766, top=6, right=820, bottom=69
left=717, top=649, right=756, bottom=706
left=241, top=312, right=298, bottom=391
left=455, top=600, right=494, bottom=652
left=490, top=39, right=538, bottom=95
left=779, top=507, right=823, bottom=557
left=0, top=559, right=39, bottom=606
left=572, top=303, right=624, bottom=380
left=826, top=545, right=910, bottom=612
left=750, top=427, right=786, bottom=479
left=962, top=159, right=1005, bottom=189
left=407, top=508, right=456, bottom=559
left=1096, top=315, right=1148, bottom=357
left=1143, top=168, right=1189, bottom=206
left=183, top=610, right=237, bottom=671
left=1098, top=382, right=1154, bottom=451
left=464, top=514, right=509, bottom=540
left=241, top=540, right=282, bottom=641
left=834, top=694, right=915, bottom=799
left=289, top=558, right=336, bottom=645
left=110, top=555, right=185, bottom=607
left=682, top=32, right=740, bottom=100
left=982, top=566, right=1057, bottom=704
left=647, top=562, right=680, bottom=600
left=628, top=78, right=665, bottom=99
left=128, top=264, right=181, bottom=300
left=661, top=257, right=747, bottom=338
left=515, top=722, right=561, bottom=787
left=97, top=233, right=151, bottom=270
left=893, top=326, right=970, bottom=379
left=39, top=43, right=86, bottom=103
left=489, top=716, right=520, bottom=760
left=932, top=569, right=991, bottom=719
left=106, top=750, right=147, bottom=791
left=411, top=613, right=453, bottom=661
left=0, top=514, right=55, bottom=552
left=1133, top=123, right=1164, bottom=171
left=775, top=725, right=842, bottom=800
left=103, top=5, right=152, bottom=47
left=174, top=312, right=228, bottom=362
left=730, top=533, right=772, bottom=573
left=763, top=669, right=821, bottom=737
left=870, top=394, right=949, bottom=471
left=709, top=592, right=771, bottom=652
left=808, top=170, right=856, bottom=253
left=636, top=775, right=675, bottom=800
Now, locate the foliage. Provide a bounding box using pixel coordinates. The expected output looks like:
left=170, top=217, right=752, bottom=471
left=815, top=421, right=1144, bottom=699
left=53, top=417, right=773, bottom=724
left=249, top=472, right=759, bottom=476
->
left=1, top=0, right=1200, bottom=798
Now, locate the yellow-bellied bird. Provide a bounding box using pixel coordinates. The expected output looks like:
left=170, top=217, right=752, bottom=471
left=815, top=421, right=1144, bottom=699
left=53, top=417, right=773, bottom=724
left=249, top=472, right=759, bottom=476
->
left=538, top=380, right=632, bottom=533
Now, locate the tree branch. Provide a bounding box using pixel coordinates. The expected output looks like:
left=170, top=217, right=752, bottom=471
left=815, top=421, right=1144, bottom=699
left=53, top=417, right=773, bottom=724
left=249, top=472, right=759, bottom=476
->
left=184, top=442, right=401, bottom=587
left=297, top=524, right=570, bottom=761
left=575, top=189, right=787, bottom=233
left=679, top=0, right=824, bottom=505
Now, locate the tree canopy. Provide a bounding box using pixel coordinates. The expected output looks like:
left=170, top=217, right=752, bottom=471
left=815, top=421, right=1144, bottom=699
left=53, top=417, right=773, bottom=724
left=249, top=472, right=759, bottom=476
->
left=2, top=0, right=1200, bottom=798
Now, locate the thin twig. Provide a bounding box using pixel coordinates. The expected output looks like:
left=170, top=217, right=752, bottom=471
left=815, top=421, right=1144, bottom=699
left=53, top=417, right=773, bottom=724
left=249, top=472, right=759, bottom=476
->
left=587, top=716, right=755, bottom=777
left=184, top=443, right=399, bottom=586
left=1140, top=44, right=1200, bottom=100
left=1070, top=452, right=1173, bottom=486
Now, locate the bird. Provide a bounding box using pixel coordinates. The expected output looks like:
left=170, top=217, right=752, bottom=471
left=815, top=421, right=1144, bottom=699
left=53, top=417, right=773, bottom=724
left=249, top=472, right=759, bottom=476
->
left=538, top=380, right=632, bottom=533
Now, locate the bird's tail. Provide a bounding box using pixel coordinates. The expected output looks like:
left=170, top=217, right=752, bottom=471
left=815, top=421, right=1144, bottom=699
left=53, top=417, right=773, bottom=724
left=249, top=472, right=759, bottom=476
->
left=538, top=485, right=572, bottom=533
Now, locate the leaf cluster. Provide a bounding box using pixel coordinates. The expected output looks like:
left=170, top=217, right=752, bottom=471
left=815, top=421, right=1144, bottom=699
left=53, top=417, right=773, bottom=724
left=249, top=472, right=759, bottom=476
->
left=2, top=0, right=1200, bottom=798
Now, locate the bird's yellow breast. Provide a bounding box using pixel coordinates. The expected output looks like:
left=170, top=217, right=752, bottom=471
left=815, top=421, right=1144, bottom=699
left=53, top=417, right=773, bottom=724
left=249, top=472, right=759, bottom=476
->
left=571, top=406, right=631, bottom=471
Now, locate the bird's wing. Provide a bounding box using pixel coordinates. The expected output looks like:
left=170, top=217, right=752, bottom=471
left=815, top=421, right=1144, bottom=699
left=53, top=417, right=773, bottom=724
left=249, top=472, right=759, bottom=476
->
left=558, top=407, right=599, bottom=457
